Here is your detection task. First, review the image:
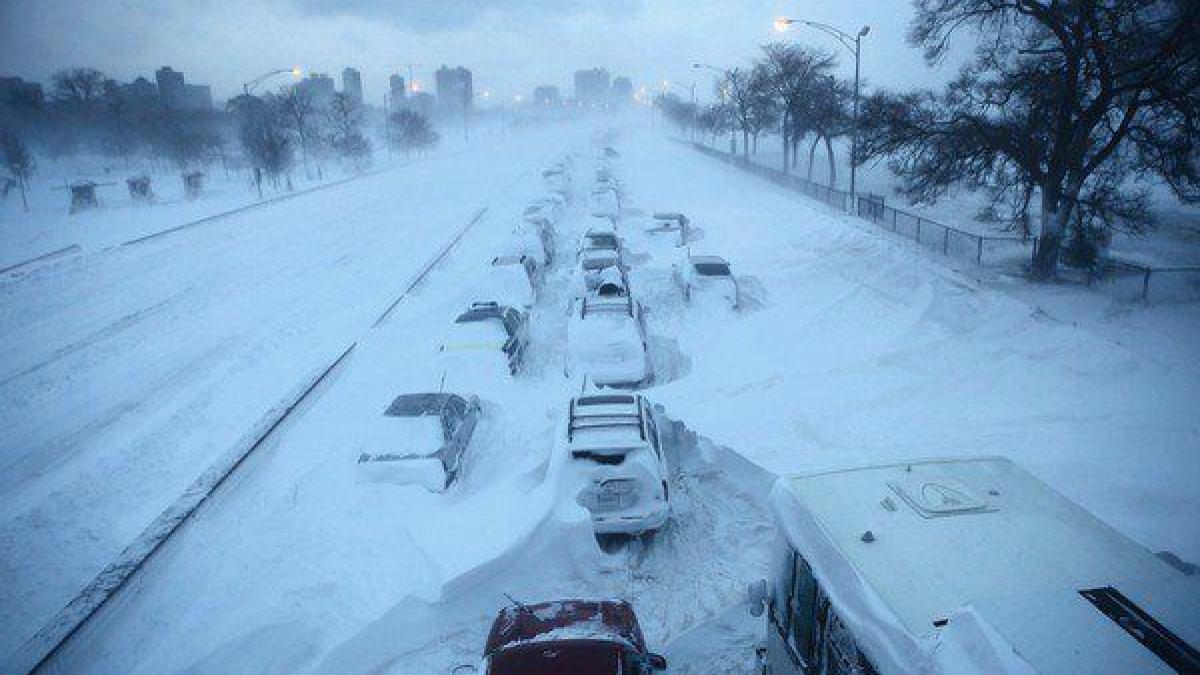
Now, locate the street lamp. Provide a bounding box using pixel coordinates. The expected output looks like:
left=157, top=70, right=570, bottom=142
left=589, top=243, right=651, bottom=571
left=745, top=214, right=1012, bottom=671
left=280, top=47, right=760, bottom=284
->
left=775, top=17, right=870, bottom=198
left=693, top=63, right=736, bottom=155
left=243, top=67, right=302, bottom=95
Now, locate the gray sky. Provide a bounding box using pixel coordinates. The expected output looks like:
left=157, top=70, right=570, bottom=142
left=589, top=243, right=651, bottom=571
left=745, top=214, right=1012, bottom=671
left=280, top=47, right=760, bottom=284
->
left=0, top=0, right=962, bottom=104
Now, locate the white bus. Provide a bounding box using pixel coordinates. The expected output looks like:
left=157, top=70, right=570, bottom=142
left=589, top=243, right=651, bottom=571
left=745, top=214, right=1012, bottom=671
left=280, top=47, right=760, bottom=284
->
left=748, top=457, right=1198, bottom=675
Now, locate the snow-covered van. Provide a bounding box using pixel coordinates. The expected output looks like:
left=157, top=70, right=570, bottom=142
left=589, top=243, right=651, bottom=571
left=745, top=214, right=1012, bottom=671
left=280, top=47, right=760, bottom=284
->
left=563, top=394, right=670, bottom=535
left=748, top=457, right=1199, bottom=675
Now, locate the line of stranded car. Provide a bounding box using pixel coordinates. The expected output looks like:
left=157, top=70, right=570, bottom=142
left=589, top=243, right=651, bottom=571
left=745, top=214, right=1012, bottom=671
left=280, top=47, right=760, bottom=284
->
left=372, top=145, right=1200, bottom=674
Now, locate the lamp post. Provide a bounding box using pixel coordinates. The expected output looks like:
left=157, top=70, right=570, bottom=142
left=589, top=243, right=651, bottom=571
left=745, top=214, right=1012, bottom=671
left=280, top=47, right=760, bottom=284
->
left=774, top=17, right=869, bottom=198
left=693, top=63, right=736, bottom=155
left=243, top=67, right=302, bottom=95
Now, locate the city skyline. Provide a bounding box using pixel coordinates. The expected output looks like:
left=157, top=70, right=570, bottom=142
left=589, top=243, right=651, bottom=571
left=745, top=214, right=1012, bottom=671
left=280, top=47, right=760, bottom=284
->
left=0, top=1, right=967, bottom=105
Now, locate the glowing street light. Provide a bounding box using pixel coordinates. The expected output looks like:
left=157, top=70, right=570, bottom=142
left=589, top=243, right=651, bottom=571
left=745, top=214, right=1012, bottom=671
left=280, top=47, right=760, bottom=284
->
left=243, top=67, right=303, bottom=95
left=774, top=17, right=871, bottom=197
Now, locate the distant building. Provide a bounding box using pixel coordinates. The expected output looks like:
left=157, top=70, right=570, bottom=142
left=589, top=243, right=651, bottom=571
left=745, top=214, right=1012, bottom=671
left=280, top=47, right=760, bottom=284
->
left=181, top=84, right=211, bottom=111
left=297, top=73, right=336, bottom=107
left=121, top=76, right=157, bottom=102
left=408, top=91, right=435, bottom=119
left=533, top=85, right=561, bottom=106
left=435, top=65, right=473, bottom=116
left=0, top=76, right=45, bottom=110
left=342, top=67, right=363, bottom=106
left=574, top=68, right=611, bottom=107
left=155, top=66, right=185, bottom=108
left=389, top=75, right=407, bottom=104
left=611, top=76, right=633, bottom=103
left=153, top=67, right=211, bottom=111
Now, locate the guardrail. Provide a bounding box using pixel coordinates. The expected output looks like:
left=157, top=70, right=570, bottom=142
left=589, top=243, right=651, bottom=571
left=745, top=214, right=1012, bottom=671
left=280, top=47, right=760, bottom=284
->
left=688, top=141, right=1200, bottom=302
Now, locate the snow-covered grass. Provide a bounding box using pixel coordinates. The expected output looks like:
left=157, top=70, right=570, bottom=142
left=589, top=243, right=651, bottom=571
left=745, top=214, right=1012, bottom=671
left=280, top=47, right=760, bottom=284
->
left=5, top=122, right=1197, bottom=674
left=696, top=133, right=1200, bottom=267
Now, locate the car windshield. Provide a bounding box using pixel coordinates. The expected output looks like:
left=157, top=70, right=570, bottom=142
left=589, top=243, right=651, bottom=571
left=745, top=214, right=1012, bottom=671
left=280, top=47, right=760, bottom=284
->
left=582, top=255, right=619, bottom=270
left=587, top=233, right=618, bottom=248
left=694, top=262, right=731, bottom=276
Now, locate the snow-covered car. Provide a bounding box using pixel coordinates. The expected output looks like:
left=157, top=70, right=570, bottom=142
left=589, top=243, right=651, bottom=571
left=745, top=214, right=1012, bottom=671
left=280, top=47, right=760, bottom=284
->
left=591, top=188, right=619, bottom=218
left=747, top=457, right=1200, bottom=675
left=648, top=211, right=690, bottom=245
left=673, top=254, right=739, bottom=308
left=440, top=302, right=529, bottom=377
left=565, top=294, right=649, bottom=387
left=579, top=226, right=620, bottom=255
left=512, top=225, right=552, bottom=268
left=355, top=393, right=480, bottom=491
left=487, top=254, right=538, bottom=309
left=467, top=599, right=667, bottom=674
left=565, top=393, right=670, bottom=534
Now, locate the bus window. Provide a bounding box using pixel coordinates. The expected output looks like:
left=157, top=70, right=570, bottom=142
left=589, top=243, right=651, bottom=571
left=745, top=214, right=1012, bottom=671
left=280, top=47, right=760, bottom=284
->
left=790, top=554, right=818, bottom=665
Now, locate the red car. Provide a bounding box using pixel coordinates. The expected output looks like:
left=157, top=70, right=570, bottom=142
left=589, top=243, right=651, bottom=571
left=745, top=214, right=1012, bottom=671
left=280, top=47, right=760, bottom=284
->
left=475, top=599, right=668, bottom=674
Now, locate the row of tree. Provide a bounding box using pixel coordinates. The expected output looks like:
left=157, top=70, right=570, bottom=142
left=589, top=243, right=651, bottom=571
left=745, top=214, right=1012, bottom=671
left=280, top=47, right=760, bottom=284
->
left=658, top=0, right=1199, bottom=279
left=1, top=66, right=443, bottom=208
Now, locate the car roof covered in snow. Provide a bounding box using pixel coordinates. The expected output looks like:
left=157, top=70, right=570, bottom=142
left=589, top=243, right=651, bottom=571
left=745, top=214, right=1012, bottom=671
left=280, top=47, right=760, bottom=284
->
left=383, top=393, right=466, bottom=417
left=566, top=395, right=647, bottom=449
left=689, top=254, right=728, bottom=266
left=771, top=457, right=1196, bottom=675
left=492, top=254, right=528, bottom=267
left=485, top=599, right=646, bottom=657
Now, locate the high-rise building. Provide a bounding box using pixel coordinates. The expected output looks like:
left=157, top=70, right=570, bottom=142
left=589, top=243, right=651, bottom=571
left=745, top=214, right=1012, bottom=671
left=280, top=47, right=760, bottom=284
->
left=181, top=84, right=212, bottom=111
left=155, top=67, right=185, bottom=108
left=389, top=75, right=407, bottom=104
left=611, top=76, right=633, bottom=104
left=409, top=91, right=435, bottom=119
left=574, top=68, right=611, bottom=107
left=121, top=76, right=157, bottom=102
left=533, top=85, right=561, bottom=106
left=297, top=73, right=336, bottom=107
left=153, top=67, right=211, bottom=111
left=342, top=67, right=363, bottom=106
left=435, top=65, right=473, bottom=115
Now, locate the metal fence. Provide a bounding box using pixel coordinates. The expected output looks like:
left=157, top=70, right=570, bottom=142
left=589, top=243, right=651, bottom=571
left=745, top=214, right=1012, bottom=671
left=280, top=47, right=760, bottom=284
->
left=856, top=195, right=1031, bottom=268
left=689, top=140, right=1200, bottom=302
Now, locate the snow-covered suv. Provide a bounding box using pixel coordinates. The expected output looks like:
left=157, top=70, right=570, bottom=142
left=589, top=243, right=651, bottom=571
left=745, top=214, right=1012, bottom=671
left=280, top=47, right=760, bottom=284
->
left=356, top=393, right=480, bottom=491
left=465, top=599, right=667, bottom=675
left=565, top=294, right=649, bottom=388
left=564, top=394, right=669, bottom=534
left=487, top=254, right=538, bottom=310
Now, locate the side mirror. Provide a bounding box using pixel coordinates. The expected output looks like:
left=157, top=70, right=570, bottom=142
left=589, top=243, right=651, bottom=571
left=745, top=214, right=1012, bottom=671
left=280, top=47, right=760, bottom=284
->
left=747, top=578, right=769, bottom=617
left=646, top=653, right=668, bottom=670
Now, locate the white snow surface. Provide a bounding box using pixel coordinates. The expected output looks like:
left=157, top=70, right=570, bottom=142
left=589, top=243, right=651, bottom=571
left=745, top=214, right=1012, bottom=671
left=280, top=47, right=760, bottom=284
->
left=3, top=124, right=1197, bottom=674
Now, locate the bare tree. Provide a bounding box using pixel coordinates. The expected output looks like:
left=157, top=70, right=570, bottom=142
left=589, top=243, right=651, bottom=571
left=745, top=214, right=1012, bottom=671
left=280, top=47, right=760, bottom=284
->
left=859, top=0, right=1200, bottom=278
left=232, top=95, right=293, bottom=196
left=760, top=43, right=838, bottom=173
left=274, top=86, right=322, bottom=179
left=326, top=92, right=371, bottom=170
left=805, top=76, right=853, bottom=187
left=50, top=68, right=107, bottom=107
left=1, top=127, right=35, bottom=211
left=728, top=65, right=778, bottom=157
left=389, top=109, right=439, bottom=160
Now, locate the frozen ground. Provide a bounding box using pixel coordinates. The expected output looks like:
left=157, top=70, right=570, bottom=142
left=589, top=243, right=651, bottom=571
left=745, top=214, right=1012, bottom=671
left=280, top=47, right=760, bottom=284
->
left=4, top=123, right=1198, bottom=673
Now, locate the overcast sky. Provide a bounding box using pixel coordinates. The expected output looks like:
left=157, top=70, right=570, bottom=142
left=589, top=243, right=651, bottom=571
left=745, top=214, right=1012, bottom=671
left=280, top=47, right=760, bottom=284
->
left=0, top=1, right=964, bottom=104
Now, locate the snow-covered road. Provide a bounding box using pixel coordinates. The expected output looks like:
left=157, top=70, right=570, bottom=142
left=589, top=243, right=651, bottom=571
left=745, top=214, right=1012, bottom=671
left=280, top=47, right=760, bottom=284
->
left=0, top=127, right=588, bottom=659
left=7, top=124, right=1198, bottom=674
